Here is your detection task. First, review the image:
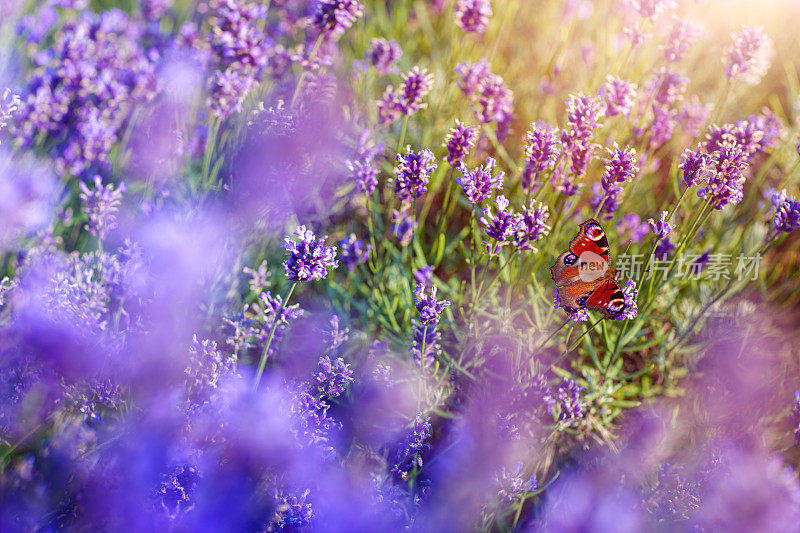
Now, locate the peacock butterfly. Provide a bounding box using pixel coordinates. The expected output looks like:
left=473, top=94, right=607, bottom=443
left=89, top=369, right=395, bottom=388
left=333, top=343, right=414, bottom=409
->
left=549, top=219, right=626, bottom=319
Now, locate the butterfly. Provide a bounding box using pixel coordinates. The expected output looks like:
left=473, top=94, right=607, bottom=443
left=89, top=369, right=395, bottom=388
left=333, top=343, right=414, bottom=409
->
left=549, top=219, right=626, bottom=319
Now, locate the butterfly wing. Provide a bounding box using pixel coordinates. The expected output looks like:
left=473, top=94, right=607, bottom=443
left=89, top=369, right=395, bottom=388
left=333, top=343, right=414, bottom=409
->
left=568, top=219, right=610, bottom=260
left=551, top=219, right=625, bottom=318
left=584, top=272, right=626, bottom=318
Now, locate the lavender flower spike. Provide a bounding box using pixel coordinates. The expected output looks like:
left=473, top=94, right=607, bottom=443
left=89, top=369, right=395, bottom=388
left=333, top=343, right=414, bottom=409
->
left=392, top=145, right=437, bottom=202
left=545, top=378, right=585, bottom=423
left=443, top=119, right=479, bottom=168
left=413, top=284, right=451, bottom=326
left=724, top=25, right=773, bottom=85
left=282, top=225, right=338, bottom=282
left=396, top=67, right=435, bottom=116
left=648, top=211, right=672, bottom=240
left=78, top=175, right=126, bottom=241
left=454, top=0, right=493, bottom=34
left=772, top=190, right=800, bottom=234
left=480, top=195, right=519, bottom=255
left=366, top=38, right=402, bottom=75
left=0, top=89, right=20, bottom=140
left=679, top=145, right=710, bottom=188
left=456, top=157, right=505, bottom=204
left=513, top=201, right=551, bottom=252
left=313, top=0, right=364, bottom=37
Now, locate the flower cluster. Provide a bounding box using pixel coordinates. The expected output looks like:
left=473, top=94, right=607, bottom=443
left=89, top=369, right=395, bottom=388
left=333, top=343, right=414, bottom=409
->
left=601, top=76, right=637, bottom=117
left=444, top=120, right=479, bottom=168
left=282, top=225, right=338, bottom=282
left=771, top=190, right=800, bottom=234
left=495, top=463, right=537, bottom=503
left=390, top=413, right=432, bottom=479
left=561, top=93, right=605, bottom=182
left=545, top=378, right=585, bottom=423
left=456, top=157, right=505, bottom=204
left=0, top=89, right=20, bottom=140
left=338, top=234, right=371, bottom=271
left=313, top=0, right=365, bottom=37
left=455, top=59, right=514, bottom=137
left=14, top=8, right=157, bottom=178
left=724, top=25, right=773, bottom=85
left=78, top=175, right=126, bottom=241
left=206, top=0, right=269, bottom=117
left=378, top=67, right=435, bottom=123
left=454, top=0, right=493, bottom=34
left=522, top=123, right=561, bottom=191
left=410, top=284, right=450, bottom=367
left=391, top=145, right=438, bottom=202
left=366, top=38, right=403, bottom=75
left=648, top=211, right=673, bottom=240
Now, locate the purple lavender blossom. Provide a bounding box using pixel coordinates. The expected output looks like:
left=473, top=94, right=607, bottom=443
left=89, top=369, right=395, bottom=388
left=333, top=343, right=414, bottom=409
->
left=0, top=89, right=20, bottom=140
left=724, top=25, right=773, bottom=85
left=391, top=146, right=437, bottom=202
left=647, top=69, right=688, bottom=108
left=545, top=378, right=585, bottom=423
left=413, top=284, right=451, bottom=326
left=455, top=59, right=513, bottom=130
left=185, top=336, right=236, bottom=409
left=495, top=463, right=537, bottom=503
left=78, top=175, right=126, bottom=241
left=772, top=190, right=800, bottom=234
left=601, top=76, right=637, bottom=117
left=377, top=86, right=401, bottom=125
left=348, top=159, right=379, bottom=195
left=561, top=93, right=605, bottom=179
left=338, top=233, right=371, bottom=271
left=648, top=211, right=672, bottom=240
left=391, top=206, right=416, bottom=247
left=269, top=489, right=314, bottom=530
left=396, top=67, right=434, bottom=116
left=390, top=413, right=431, bottom=478
left=679, top=146, right=710, bottom=187
left=443, top=120, right=479, bottom=168
left=13, top=9, right=157, bottom=178
left=698, top=144, right=749, bottom=210
left=313, top=0, right=364, bottom=37
left=662, top=17, right=702, bottom=63
left=456, top=157, right=505, bottom=204
left=454, top=0, right=493, bottom=34
left=480, top=195, right=518, bottom=255
left=282, top=225, right=338, bottom=282
left=522, top=123, right=561, bottom=191
left=315, top=355, right=354, bottom=398
left=513, top=201, right=551, bottom=252
left=601, top=144, right=639, bottom=192
left=655, top=236, right=675, bottom=259
left=413, top=266, right=434, bottom=287
left=365, top=38, right=402, bottom=75
left=207, top=68, right=256, bottom=118
left=455, top=58, right=491, bottom=99
left=257, top=291, right=304, bottom=352
left=206, top=0, right=269, bottom=117
left=243, top=260, right=271, bottom=294
left=326, top=315, right=349, bottom=353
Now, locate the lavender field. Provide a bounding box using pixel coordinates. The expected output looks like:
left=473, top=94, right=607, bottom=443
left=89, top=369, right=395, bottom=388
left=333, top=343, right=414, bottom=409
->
left=1, top=0, right=800, bottom=530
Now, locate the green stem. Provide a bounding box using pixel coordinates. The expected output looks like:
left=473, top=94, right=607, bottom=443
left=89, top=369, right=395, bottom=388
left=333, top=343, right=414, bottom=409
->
left=253, top=282, right=297, bottom=390
left=397, top=115, right=409, bottom=153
